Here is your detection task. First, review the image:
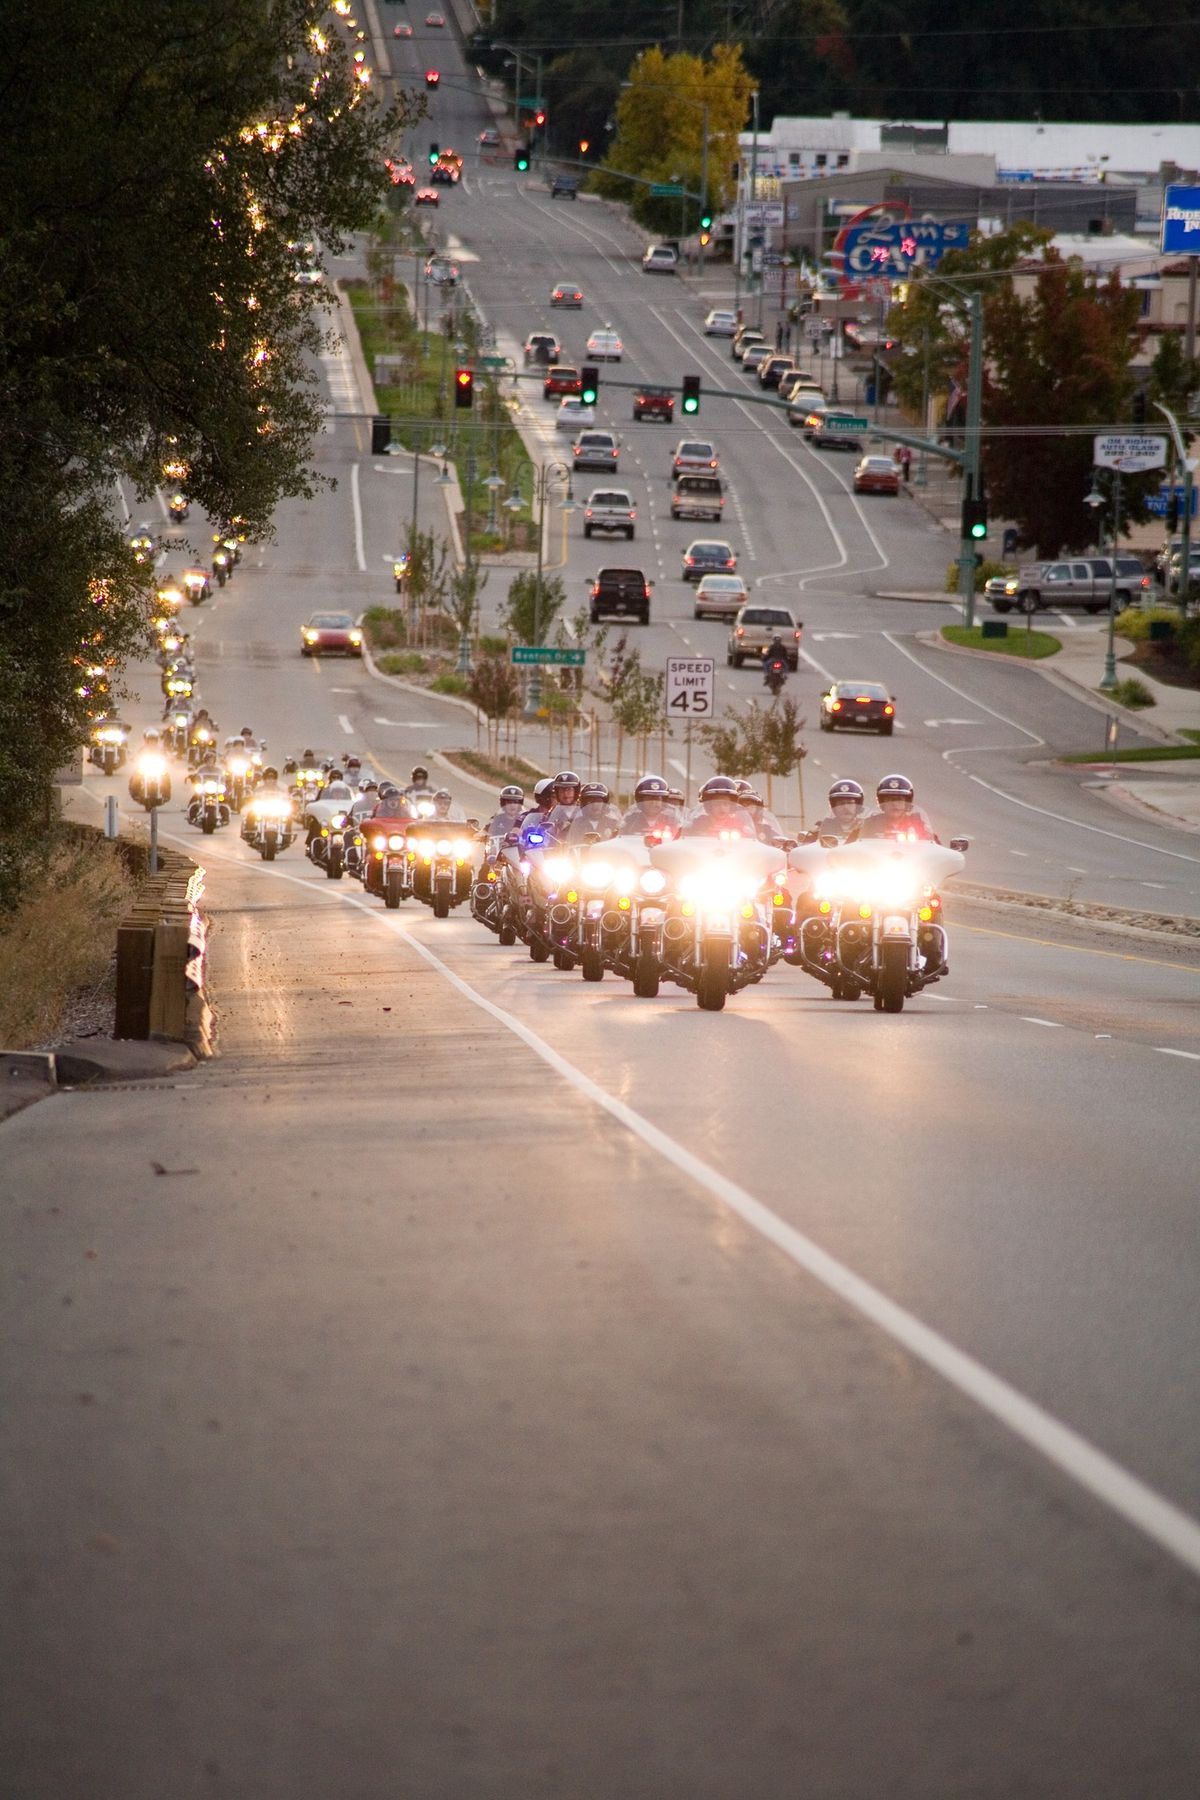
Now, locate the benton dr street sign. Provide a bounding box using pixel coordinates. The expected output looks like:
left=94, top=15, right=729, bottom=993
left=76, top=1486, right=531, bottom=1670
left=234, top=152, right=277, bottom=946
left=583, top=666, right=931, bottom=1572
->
left=510, top=646, right=585, bottom=666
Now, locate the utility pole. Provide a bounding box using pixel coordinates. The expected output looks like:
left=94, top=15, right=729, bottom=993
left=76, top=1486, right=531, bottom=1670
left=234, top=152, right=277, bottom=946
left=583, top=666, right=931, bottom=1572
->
left=960, top=289, right=984, bottom=630
left=1179, top=262, right=1198, bottom=608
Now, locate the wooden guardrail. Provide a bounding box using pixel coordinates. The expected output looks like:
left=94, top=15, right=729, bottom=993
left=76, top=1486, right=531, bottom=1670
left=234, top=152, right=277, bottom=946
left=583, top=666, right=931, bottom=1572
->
left=114, top=850, right=209, bottom=1051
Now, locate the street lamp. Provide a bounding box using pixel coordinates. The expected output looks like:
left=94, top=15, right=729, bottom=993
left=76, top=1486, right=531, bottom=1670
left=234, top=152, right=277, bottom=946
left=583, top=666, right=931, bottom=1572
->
left=484, top=467, right=505, bottom=531
left=1085, top=476, right=1119, bottom=690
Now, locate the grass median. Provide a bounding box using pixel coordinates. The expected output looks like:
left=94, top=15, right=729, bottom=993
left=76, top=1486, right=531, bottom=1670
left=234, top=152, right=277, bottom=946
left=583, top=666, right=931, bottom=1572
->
left=1058, top=745, right=1200, bottom=764
left=941, top=623, right=1061, bottom=659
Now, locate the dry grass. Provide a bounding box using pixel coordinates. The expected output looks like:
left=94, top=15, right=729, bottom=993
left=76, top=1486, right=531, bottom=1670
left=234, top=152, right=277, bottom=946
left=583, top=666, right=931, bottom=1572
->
left=0, top=832, right=136, bottom=1049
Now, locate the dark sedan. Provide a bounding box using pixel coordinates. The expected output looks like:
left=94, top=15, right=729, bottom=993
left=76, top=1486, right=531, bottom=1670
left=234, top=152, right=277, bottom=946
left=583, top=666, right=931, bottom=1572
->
left=818, top=681, right=896, bottom=735
left=681, top=539, right=737, bottom=582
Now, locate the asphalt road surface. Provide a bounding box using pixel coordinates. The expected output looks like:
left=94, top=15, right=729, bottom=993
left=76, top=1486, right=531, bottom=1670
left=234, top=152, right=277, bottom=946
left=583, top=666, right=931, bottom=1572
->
left=3, top=21, right=1200, bottom=1800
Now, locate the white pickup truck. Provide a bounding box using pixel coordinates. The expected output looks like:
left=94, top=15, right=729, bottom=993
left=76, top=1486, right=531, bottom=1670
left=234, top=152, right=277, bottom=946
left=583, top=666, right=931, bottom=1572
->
left=582, top=489, right=637, bottom=540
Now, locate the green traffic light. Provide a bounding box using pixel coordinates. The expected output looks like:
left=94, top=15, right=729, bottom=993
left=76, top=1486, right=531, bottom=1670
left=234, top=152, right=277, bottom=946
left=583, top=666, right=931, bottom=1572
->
left=682, top=397, right=699, bottom=414
left=517, top=156, right=529, bottom=171
left=700, top=213, right=712, bottom=231
left=969, top=520, right=987, bottom=540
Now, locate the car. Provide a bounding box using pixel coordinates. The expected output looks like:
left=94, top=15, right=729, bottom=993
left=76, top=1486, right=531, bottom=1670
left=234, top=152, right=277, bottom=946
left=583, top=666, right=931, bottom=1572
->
left=582, top=489, right=637, bottom=540
left=424, top=69, right=439, bottom=88
left=727, top=605, right=803, bottom=670
left=413, top=187, right=439, bottom=206
left=550, top=282, right=584, bottom=309
left=671, top=473, right=724, bottom=521
left=758, top=356, right=797, bottom=390
left=818, top=680, right=896, bottom=735
left=731, top=327, right=765, bottom=361
left=292, top=262, right=323, bottom=286
left=523, top=332, right=561, bottom=367
left=590, top=567, right=653, bottom=625
left=681, top=539, right=737, bottom=582
left=778, top=368, right=820, bottom=399
left=672, top=439, right=719, bottom=476
left=741, top=344, right=772, bottom=376
left=301, top=612, right=363, bottom=657
left=572, top=430, right=620, bottom=472
left=853, top=455, right=901, bottom=496
left=586, top=327, right=623, bottom=362
left=550, top=175, right=579, bottom=199
left=632, top=387, right=674, bottom=422
left=543, top=366, right=582, bottom=399
left=478, top=128, right=500, bottom=148
left=384, top=156, right=415, bottom=187
left=425, top=11, right=445, bottom=24
left=1005, top=557, right=1148, bottom=615
left=785, top=387, right=826, bottom=425
left=557, top=397, right=596, bottom=433
left=642, top=244, right=678, bottom=274
left=424, top=256, right=459, bottom=286
left=704, top=309, right=738, bottom=337
left=430, top=161, right=460, bottom=184
left=393, top=22, right=413, bottom=36
left=983, top=572, right=1020, bottom=609
left=693, top=573, right=750, bottom=620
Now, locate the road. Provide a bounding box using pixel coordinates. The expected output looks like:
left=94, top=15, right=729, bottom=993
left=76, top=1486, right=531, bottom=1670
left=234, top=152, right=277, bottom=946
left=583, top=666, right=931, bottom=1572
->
left=2, top=17, right=1200, bottom=1799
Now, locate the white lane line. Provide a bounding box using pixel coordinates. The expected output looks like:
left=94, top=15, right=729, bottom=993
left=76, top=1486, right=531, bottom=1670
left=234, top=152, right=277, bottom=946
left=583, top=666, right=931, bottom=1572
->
left=338, top=714, right=353, bottom=736
left=350, top=462, right=366, bottom=573
left=1155, top=1047, right=1200, bottom=1061
left=1010, top=849, right=1030, bottom=857
left=668, top=758, right=689, bottom=779
left=1067, top=866, right=1087, bottom=874
left=1142, top=882, right=1167, bottom=890
left=372, top=717, right=435, bottom=728
left=168, top=837, right=1200, bottom=1583
left=883, top=631, right=1044, bottom=746
left=1020, top=1016, right=1064, bottom=1029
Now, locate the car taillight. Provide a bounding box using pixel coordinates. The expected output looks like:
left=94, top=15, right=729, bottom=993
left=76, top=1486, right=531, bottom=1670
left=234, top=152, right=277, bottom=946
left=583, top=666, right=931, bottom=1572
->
left=735, top=626, right=744, bottom=636
left=685, top=557, right=695, bottom=566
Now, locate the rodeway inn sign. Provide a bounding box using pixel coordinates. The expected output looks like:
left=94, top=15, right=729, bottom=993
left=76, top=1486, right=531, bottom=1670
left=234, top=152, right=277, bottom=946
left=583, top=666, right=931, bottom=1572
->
left=1160, top=186, right=1200, bottom=256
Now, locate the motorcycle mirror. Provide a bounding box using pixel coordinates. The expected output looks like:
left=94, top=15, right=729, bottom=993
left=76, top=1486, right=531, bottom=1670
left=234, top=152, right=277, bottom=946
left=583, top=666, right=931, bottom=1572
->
left=949, top=836, right=970, bottom=853
left=466, top=818, right=479, bottom=830
left=819, top=834, right=840, bottom=848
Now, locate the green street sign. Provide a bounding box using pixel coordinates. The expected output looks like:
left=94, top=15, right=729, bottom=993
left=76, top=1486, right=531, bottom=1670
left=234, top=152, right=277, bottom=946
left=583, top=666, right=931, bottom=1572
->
left=511, top=646, right=586, bottom=666
left=479, top=353, right=508, bottom=371
left=650, top=183, right=684, bottom=197
left=823, top=414, right=869, bottom=433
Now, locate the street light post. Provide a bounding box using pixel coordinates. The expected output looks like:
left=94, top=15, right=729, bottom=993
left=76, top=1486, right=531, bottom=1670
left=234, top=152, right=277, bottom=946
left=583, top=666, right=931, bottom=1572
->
left=1086, top=472, right=1122, bottom=689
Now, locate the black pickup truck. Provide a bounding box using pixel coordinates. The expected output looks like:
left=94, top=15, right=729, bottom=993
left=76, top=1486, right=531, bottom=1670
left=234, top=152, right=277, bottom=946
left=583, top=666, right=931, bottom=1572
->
left=589, top=567, right=653, bottom=625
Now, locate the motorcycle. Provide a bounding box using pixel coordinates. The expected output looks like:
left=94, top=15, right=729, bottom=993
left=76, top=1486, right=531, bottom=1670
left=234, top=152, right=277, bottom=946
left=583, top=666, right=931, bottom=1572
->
left=212, top=546, right=231, bottom=587
left=168, top=492, right=190, bottom=523
left=471, top=834, right=511, bottom=936
left=188, top=724, right=217, bottom=769
left=164, top=707, right=193, bottom=757
left=650, top=835, right=787, bottom=1011
left=223, top=751, right=253, bottom=813
left=241, top=791, right=295, bottom=861
left=306, top=799, right=354, bottom=880
left=393, top=551, right=411, bottom=594
left=180, top=568, right=211, bottom=605
left=128, top=750, right=172, bottom=812
left=764, top=655, right=788, bottom=698
left=541, top=842, right=644, bottom=985
left=162, top=665, right=195, bottom=703
left=789, top=835, right=967, bottom=1013
left=407, top=822, right=476, bottom=918
left=89, top=719, right=130, bottom=776
left=188, top=774, right=231, bottom=835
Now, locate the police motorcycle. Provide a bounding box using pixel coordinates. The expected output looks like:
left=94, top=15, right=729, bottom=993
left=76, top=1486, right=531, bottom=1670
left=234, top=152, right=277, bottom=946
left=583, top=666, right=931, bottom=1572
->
left=472, top=788, right=525, bottom=939
left=288, top=755, right=327, bottom=813
left=88, top=716, right=130, bottom=777
left=180, top=567, right=212, bottom=606
left=241, top=775, right=295, bottom=861
left=163, top=703, right=194, bottom=758
left=187, top=766, right=232, bottom=835
left=167, top=491, right=190, bottom=523
left=304, top=781, right=357, bottom=880
left=538, top=786, right=633, bottom=983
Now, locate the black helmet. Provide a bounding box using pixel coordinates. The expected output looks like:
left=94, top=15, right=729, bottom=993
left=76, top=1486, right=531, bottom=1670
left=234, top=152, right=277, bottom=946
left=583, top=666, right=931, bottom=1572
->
left=829, top=778, right=864, bottom=807
left=634, top=775, right=668, bottom=803
left=411, top=764, right=429, bottom=783
left=740, top=790, right=764, bottom=809
left=877, top=773, right=914, bottom=803
left=360, top=778, right=378, bottom=794
left=283, top=758, right=297, bottom=774
left=263, top=766, right=278, bottom=782
left=499, top=785, right=523, bottom=804
left=580, top=782, right=609, bottom=806
left=377, top=780, right=398, bottom=798
left=533, top=777, right=556, bottom=805
left=240, top=726, right=253, bottom=737
left=699, top=775, right=739, bottom=803
left=302, top=747, right=315, bottom=760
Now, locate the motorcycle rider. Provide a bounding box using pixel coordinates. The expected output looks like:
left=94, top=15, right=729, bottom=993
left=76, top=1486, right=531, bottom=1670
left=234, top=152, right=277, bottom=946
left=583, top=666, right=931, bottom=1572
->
left=404, top=764, right=432, bottom=799
left=482, top=785, right=525, bottom=838
left=737, top=785, right=789, bottom=847
left=763, top=636, right=789, bottom=692
left=857, top=772, right=938, bottom=841
left=804, top=777, right=866, bottom=843
left=620, top=775, right=681, bottom=841
left=241, top=765, right=287, bottom=839
left=187, top=751, right=227, bottom=825
left=682, top=774, right=756, bottom=838
left=430, top=787, right=467, bottom=823
left=545, top=770, right=583, bottom=841
left=567, top=781, right=622, bottom=844
left=518, top=777, right=557, bottom=852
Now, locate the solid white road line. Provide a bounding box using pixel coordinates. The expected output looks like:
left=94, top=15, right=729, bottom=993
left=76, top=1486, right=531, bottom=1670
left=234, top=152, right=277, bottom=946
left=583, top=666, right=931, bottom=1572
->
left=1019, top=1016, right=1064, bottom=1028
left=168, top=835, right=1200, bottom=1583
left=1155, top=1047, right=1200, bottom=1061
left=350, top=462, right=366, bottom=573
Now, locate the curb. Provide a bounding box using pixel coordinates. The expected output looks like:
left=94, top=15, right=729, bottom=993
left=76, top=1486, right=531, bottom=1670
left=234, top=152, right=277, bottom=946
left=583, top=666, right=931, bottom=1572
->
left=0, top=1039, right=197, bottom=1119
left=874, top=591, right=959, bottom=606
left=361, top=639, right=483, bottom=722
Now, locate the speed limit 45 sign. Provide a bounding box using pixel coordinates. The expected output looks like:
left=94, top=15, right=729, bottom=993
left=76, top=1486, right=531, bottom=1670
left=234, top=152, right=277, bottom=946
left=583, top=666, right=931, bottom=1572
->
left=666, top=655, right=716, bottom=718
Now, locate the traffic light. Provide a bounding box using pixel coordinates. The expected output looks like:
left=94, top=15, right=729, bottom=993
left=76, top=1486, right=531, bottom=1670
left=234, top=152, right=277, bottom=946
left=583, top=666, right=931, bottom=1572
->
left=1167, top=492, right=1180, bottom=531
left=371, top=415, right=391, bottom=455
left=533, top=110, right=546, bottom=129
left=961, top=496, right=988, bottom=542
left=429, top=142, right=439, bottom=165
left=579, top=139, right=590, bottom=155
left=682, top=374, right=701, bottom=416
left=454, top=367, right=474, bottom=410
left=580, top=364, right=599, bottom=406
left=1131, top=388, right=1147, bottom=425
left=514, top=144, right=529, bottom=171
left=700, top=211, right=712, bottom=232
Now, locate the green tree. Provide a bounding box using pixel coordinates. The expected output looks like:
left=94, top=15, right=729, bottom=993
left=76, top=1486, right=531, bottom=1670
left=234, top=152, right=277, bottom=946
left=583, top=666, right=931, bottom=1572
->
left=758, top=698, right=808, bottom=819
left=696, top=705, right=765, bottom=780
left=596, top=46, right=753, bottom=233
left=502, top=570, right=566, bottom=644
left=1148, top=333, right=1200, bottom=428
left=468, top=657, right=522, bottom=756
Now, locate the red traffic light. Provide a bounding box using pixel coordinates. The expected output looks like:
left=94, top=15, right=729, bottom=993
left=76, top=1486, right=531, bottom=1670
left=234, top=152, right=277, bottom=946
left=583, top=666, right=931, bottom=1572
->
left=533, top=110, right=546, bottom=128
left=454, top=367, right=474, bottom=409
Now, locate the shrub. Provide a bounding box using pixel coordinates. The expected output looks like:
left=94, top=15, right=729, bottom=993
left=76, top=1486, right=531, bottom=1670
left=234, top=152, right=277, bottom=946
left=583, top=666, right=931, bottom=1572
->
left=0, top=830, right=135, bottom=1047
left=946, top=559, right=1014, bottom=594
left=1109, top=676, right=1155, bottom=709
left=478, top=634, right=508, bottom=657
left=378, top=651, right=428, bottom=675
left=362, top=605, right=407, bottom=649
left=430, top=672, right=469, bottom=696
left=1114, top=606, right=1179, bottom=643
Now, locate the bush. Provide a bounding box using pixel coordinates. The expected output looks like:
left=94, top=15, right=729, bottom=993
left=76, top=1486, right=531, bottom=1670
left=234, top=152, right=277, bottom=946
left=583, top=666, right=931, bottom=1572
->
left=0, top=830, right=135, bottom=1047
left=478, top=634, right=508, bottom=657
left=377, top=651, right=428, bottom=675
left=1114, top=605, right=1179, bottom=643
left=362, top=605, right=407, bottom=649
left=1109, top=676, right=1155, bottom=709
left=946, top=559, right=1014, bottom=594
left=430, top=672, right=469, bottom=696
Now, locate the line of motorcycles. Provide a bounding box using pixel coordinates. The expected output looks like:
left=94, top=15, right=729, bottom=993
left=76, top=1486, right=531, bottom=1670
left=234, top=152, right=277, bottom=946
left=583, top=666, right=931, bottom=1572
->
left=471, top=824, right=967, bottom=1014
left=303, top=788, right=476, bottom=920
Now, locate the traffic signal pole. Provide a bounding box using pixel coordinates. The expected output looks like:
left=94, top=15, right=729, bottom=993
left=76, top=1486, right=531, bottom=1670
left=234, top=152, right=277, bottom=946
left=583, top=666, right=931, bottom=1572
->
left=960, top=290, right=984, bottom=630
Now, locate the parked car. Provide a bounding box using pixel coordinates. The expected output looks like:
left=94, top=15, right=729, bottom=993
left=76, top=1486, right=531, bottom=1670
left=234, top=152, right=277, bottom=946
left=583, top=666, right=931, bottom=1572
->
left=704, top=309, right=738, bottom=336
left=550, top=282, right=584, bottom=308
left=670, top=474, right=724, bottom=521
left=818, top=681, right=896, bottom=735
left=582, top=490, right=636, bottom=541
left=727, top=605, right=802, bottom=669
left=682, top=539, right=737, bottom=582
left=672, top=439, right=719, bottom=476
left=642, top=244, right=679, bottom=274
left=572, top=430, right=620, bottom=473
left=853, top=455, right=901, bottom=496
left=550, top=174, right=579, bottom=199
left=778, top=369, right=821, bottom=400
left=632, top=387, right=674, bottom=422
left=1004, top=557, right=1146, bottom=614
left=693, top=573, right=750, bottom=620
left=731, top=325, right=764, bottom=361
left=741, top=345, right=772, bottom=377
left=785, top=388, right=827, bottom=426
left=758, top=356, right=797, bottom=391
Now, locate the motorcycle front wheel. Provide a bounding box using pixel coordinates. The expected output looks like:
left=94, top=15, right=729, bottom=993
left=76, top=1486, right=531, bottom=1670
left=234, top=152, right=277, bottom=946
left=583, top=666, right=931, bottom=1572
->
left=580, top=947, right=605, bottom=983
left=696, top=938, right=730, bottom=1011
left=878, top=942, right=907, bottom=1013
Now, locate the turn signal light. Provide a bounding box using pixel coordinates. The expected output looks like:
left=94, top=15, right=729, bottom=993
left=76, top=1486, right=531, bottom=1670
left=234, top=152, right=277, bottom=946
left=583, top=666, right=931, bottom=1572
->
left=858, top=903, right=872, bottom=919
left=919, top=905, right=933, bottom=922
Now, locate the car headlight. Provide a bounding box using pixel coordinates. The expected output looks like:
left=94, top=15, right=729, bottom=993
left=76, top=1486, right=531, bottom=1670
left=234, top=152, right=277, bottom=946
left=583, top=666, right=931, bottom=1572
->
left=639, top=869, right=667, bottom=895
left=303, top=630, right=319, bottom=642
left=349, top=630, right=363, bottom=644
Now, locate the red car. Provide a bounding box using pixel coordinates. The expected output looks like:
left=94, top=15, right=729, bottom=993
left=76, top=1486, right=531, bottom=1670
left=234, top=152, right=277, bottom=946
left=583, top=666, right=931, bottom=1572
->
left=853, top=455, right=901, bottom=496
left=414, top=187, right=439, bottom=207
left=632, top=388, right=675, bottom=422
left=543, top=366, right=583, bottom=400
left=301, top=612, right=363, bottom=657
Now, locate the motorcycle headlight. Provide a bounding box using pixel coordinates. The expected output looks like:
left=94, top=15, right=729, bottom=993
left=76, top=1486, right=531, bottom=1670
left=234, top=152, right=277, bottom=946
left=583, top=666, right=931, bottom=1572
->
left=581, top=860, right=612, bottom=890
left=371, top=834, right=387, bottom=851
left=388, top=833, right=406, bottom=850
left=331, top=812, right=347, bottom=829
left=452, top=838, right=471, bottom=860
left=228, top=757, right=249, bottom=775
left=639, top=869, right=667, bottom=895
left=416, top=801, right=435, bottom=818
left=174, top=713, right=189, bottom=727
left=544, top=855, right=573, bottom=886
left=137, top=754, right=167, bottom=779
left=202, top=780, right=221, bottom=795
left=873, top=873, right=918, bottom=909
left=436, top=838, right=453, bottom=856
left=97, top=726, right=123, bottom=743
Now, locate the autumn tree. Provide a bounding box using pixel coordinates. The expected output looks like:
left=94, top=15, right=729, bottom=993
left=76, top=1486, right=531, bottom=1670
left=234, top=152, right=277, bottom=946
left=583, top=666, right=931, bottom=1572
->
left=595, top=46, right=753, bottom=234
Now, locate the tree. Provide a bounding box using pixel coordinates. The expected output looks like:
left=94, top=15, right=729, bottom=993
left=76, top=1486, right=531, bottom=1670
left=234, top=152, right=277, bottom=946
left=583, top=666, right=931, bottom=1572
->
left=758, top=698, right=808, bottom=820
left=0, top=0, right=412, bottom=902
left=502, top=570, right=566, bottom=645
left=596, top=46, right=753, bottom=233
left=468, top=658, right=522, bottom=756
left=606, top=645, right=665, bottom=797
left=696, top=706, right=765, bottom=780
left=1148, top=333, right=1200, bottom=428
left=982, top=257, right=1142, bottom=555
